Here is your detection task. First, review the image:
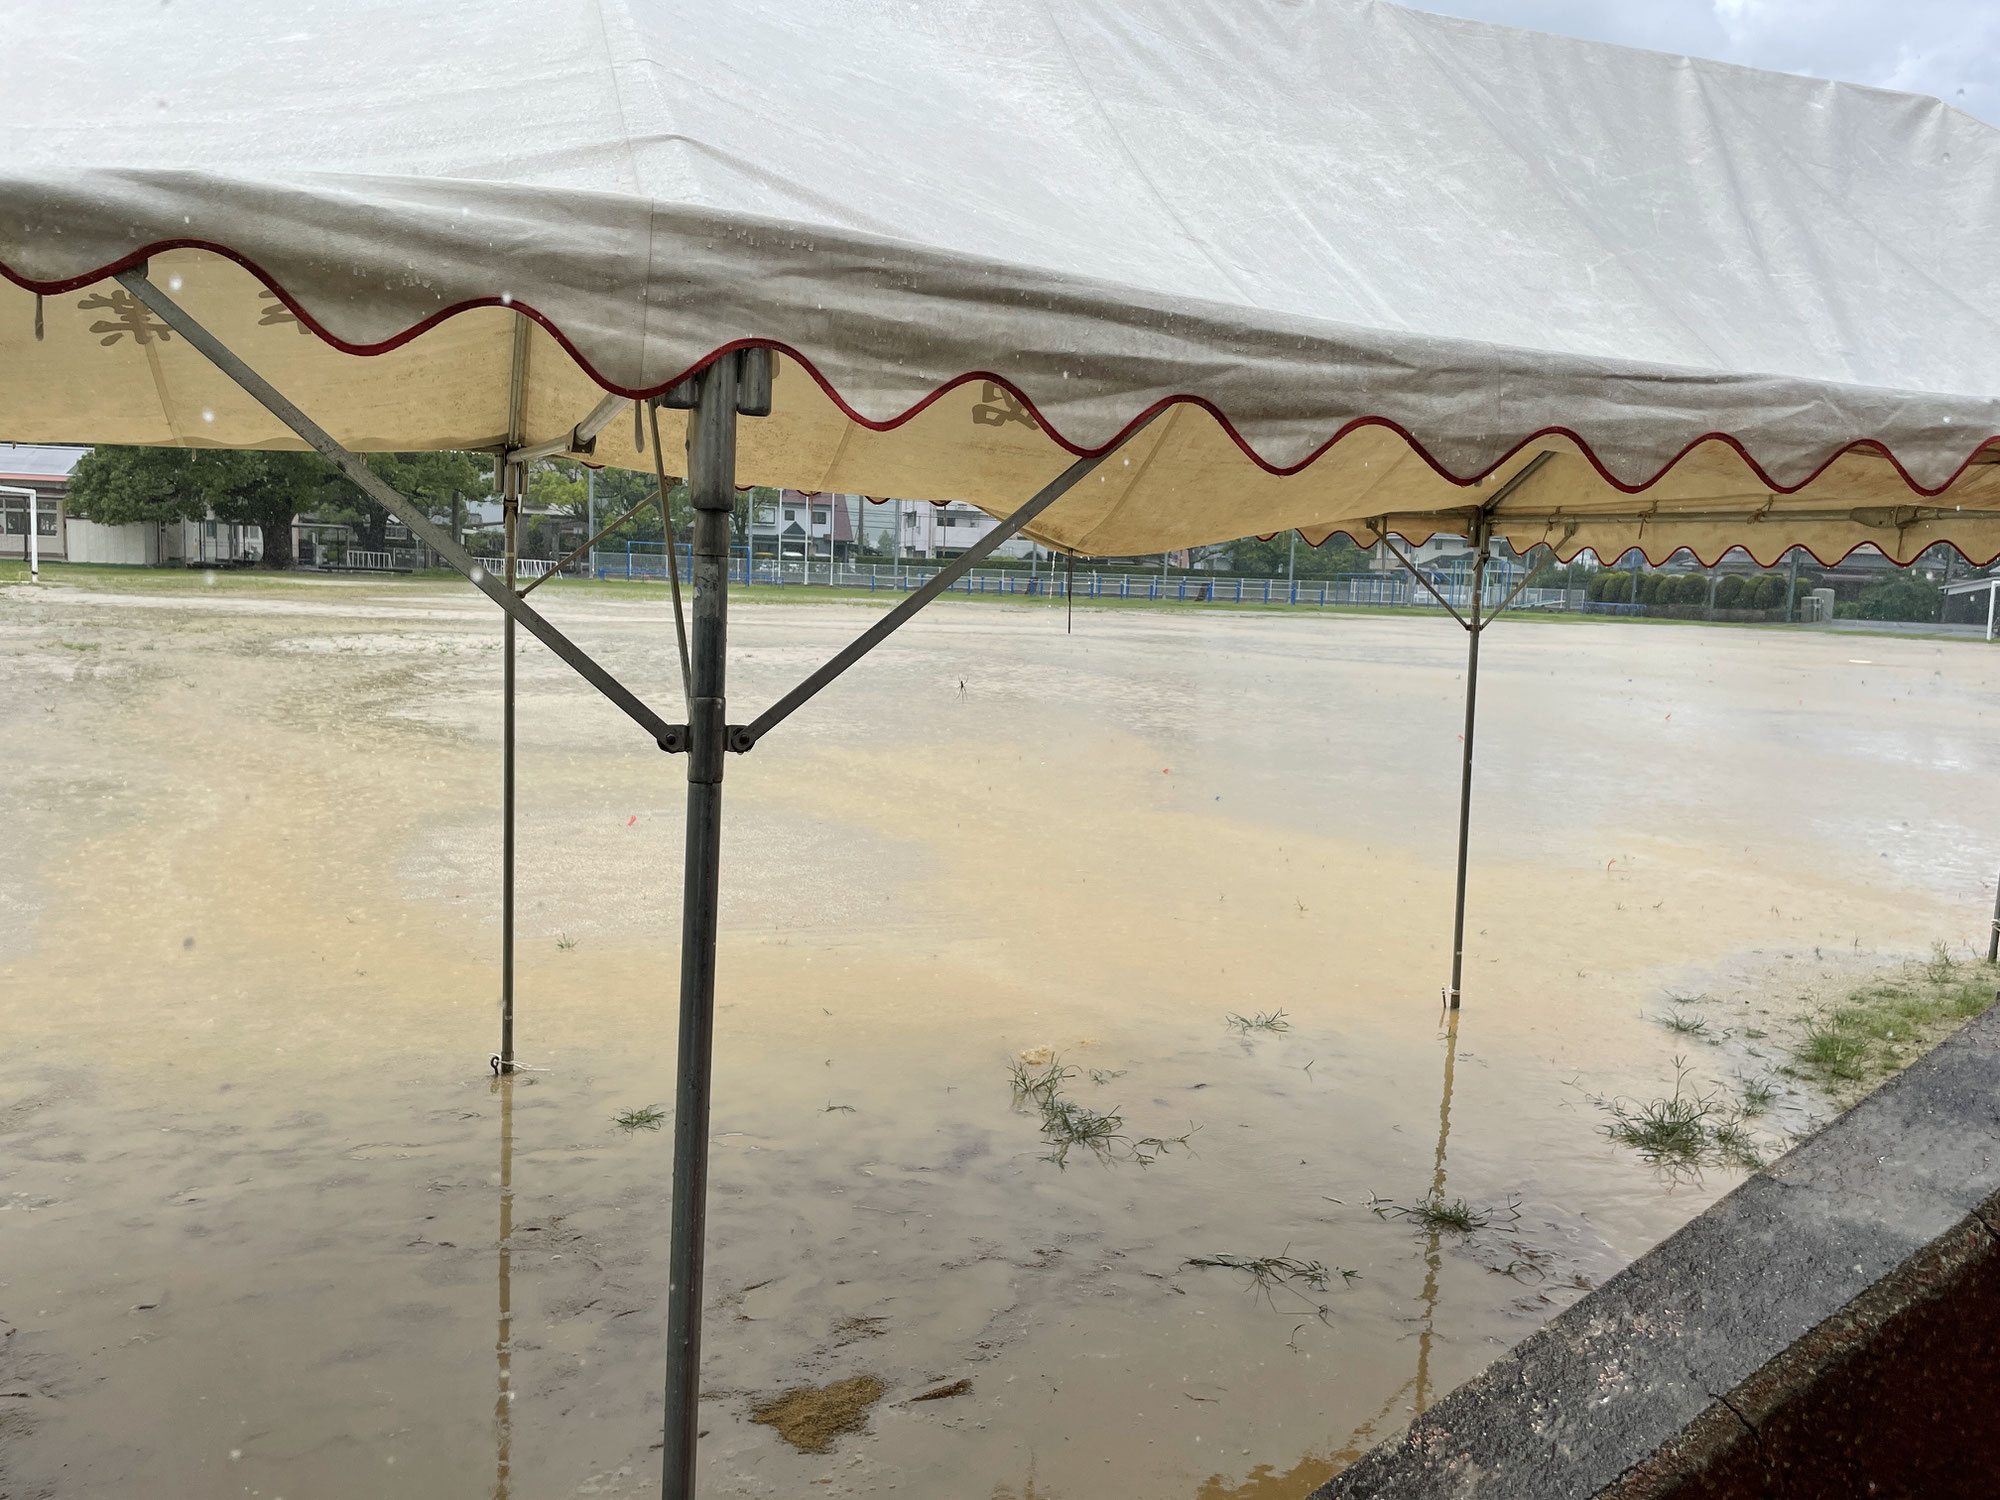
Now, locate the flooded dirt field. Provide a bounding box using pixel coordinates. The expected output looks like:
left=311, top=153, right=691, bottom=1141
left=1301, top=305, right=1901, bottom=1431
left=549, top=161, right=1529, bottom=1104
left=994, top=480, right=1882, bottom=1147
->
left=3, top=576, right=1997, bottom=1500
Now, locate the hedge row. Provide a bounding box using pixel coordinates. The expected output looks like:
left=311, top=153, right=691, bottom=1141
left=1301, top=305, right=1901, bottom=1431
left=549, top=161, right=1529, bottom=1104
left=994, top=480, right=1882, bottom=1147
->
left=1585, top=570, right=1809, bottom=609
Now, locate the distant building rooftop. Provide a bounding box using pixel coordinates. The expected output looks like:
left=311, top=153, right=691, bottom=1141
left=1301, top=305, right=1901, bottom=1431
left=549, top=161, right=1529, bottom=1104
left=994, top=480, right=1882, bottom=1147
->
left=0, top=444, right=89, bottom=482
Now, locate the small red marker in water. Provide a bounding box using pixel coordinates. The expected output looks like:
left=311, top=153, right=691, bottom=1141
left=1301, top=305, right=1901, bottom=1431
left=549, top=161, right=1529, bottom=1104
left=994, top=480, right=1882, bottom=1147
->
left=1163, top=767, right=1170, bottom=774
left=628, top=815, right=638, bottom=826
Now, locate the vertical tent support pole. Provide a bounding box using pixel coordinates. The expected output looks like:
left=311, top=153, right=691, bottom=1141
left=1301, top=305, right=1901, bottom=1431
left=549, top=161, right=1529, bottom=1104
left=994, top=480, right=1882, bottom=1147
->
left=662, top=351, right=754, bottom=1500
left=28, top=487, right=39, bottom=583
left=1446, top=520, right=1489, bottom=1010
left=496, top=311, right=531, bottom=1077
left=499, top=460, right=519, bottom=1074
left=1987, top=579, right=1996, bottom=644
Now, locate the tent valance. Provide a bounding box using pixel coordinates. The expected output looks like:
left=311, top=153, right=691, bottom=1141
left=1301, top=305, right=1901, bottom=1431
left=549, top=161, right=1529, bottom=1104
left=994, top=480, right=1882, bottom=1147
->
left=3, top=0, right=1998, bottom=562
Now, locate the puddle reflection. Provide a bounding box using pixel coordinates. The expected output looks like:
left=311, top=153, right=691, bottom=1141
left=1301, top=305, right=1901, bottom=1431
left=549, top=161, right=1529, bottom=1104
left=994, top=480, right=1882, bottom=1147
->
left=492, top=1072, right=515, bottom=1500
left=1414, top=1006, right=1460, bottom=1415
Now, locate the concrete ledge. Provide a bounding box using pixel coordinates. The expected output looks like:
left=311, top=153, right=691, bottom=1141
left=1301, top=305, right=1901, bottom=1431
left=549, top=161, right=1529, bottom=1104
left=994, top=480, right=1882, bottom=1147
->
left=1313, top=1004, right=2000, bottom=1500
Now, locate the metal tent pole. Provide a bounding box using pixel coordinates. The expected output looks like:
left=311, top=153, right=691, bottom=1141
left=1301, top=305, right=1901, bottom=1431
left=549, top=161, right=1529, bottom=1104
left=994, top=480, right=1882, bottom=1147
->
left=661, top=348, right=768, bottom=1500
left=500, top=461, right=519, bottom=1073
left=1446, top=522, right=1489, bottom=1010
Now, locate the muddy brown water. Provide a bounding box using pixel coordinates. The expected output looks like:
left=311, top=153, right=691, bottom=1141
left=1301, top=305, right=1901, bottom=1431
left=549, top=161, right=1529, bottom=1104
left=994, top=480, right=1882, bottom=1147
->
left=2, top=579, right=1995, bottom=1500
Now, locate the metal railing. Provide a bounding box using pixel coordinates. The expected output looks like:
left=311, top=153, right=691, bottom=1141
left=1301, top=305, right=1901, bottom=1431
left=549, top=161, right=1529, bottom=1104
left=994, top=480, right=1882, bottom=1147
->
left=591, top=545, right=1572, bottom=613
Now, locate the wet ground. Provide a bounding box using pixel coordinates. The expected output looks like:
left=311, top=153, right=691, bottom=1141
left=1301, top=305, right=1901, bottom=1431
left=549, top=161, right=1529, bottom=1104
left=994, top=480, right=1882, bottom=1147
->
left=2, top=575, right=1996, bottom=1500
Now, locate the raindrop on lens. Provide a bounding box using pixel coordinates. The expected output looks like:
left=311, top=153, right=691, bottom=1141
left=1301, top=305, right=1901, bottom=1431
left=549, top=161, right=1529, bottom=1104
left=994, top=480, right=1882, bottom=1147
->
left=168, top=274, right=183, bottom=292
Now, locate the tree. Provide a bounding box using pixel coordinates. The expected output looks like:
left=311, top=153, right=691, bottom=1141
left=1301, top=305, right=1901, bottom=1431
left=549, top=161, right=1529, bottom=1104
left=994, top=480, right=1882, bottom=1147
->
left=1855, top=571, right=1940, bottom=622
left=67, top=446, right=321, bottom=569
left=1224, top=532, right=1371, bottom=579
left=69, top=446, right=495, bottom=569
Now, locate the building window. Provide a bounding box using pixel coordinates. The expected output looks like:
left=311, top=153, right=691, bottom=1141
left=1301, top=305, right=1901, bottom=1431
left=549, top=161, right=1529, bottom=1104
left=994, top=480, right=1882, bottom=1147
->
left=784, top=508, right=797, bottom=521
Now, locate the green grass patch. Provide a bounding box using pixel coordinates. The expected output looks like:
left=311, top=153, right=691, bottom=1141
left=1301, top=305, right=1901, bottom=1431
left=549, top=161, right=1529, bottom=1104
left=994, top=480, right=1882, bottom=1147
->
left=1785, top=952, right=1999, bottom=1097
left=614, top=1105, right=666, bottom=1131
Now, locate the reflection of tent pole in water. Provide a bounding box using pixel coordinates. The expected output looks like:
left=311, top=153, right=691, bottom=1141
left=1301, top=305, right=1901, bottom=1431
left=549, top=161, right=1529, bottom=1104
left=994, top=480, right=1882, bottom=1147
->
left=1414, top=1008, right=1461, bottom=1412
left=492, top=1072, right=516, bottom=1500
left=1373, top=457, right=1557, bottom=1009
left=1301, top=1011, right=1462, bottom=1480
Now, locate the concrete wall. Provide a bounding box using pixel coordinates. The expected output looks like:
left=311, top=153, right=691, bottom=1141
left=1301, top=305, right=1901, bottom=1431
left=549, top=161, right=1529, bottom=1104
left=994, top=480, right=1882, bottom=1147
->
left=1315, top=1002, right=2000, bottom=1500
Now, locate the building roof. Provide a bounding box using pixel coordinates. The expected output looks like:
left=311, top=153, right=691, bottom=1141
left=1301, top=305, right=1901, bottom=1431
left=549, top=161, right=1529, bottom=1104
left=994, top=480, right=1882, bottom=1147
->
left=0, top=444, right=88, bottom=482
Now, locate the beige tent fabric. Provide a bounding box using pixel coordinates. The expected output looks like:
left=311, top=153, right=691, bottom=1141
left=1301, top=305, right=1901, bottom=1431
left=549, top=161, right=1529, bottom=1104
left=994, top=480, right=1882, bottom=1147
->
left=5, top=253, right=1993, bottom=566
left=3, top=1, right=1998, bottom=561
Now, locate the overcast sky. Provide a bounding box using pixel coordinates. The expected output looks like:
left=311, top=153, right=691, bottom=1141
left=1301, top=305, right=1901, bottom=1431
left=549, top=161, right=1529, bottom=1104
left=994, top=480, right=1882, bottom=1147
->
left=1410, top=1, right=2000, bottom=127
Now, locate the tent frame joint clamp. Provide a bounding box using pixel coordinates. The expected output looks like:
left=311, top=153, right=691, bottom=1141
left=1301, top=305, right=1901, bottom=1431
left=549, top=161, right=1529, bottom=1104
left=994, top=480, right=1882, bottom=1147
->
left=656, top=725, right=755, bottom=755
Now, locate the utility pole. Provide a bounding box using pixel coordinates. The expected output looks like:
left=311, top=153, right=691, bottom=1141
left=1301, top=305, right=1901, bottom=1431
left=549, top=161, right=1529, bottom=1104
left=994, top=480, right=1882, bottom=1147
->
left=1288, top=530, right=1296, bottom=583
left=1785, top=546, right=1799, bottom=623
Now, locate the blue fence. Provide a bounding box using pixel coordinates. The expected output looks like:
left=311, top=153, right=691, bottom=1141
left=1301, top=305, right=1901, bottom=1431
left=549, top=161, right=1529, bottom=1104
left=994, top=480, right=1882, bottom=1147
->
left=589, top=545, right=1571, bottom=613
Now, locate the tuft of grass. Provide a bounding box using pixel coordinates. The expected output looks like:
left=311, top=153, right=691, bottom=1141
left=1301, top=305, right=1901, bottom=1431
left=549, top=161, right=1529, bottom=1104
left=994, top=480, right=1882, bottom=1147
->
left=1040, top=1097, right=1127, bottom=1165
left=1655, top=1010, right=1715, bottom=1040
left=1923, top=941, right=1956, bottom=984
left=1008, top=1055, right=1193, bottom=1169
left=555, top=931, right=578, bottom=951
left=615, top=1105, right=666, bottom=1131
left=1735, top=1074, right=1779, bottom=1118
left=1087, top=1068, right=1126, bottom=1085
left=1370, top=1194, right=1510, bottom=1234
left=1710, top=1122, right=1764, bottom=1171
left=1225, top=1009, right=1290, bottom=1034
left=1597, top=1060, right=1779, bottom=1174
left=1600, top=1063, right=1718, bottom=1168
left=1008, top=1055, right=1076, bottom=1107
left=1183, top=1252, right=1358, bottom=1300
left=823, top=1102, right=856, bottom=1113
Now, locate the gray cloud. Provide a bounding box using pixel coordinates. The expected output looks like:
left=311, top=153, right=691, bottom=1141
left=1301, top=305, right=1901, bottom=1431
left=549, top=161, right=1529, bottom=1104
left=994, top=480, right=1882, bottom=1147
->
left=1408, top=0, right=2000, bottom=126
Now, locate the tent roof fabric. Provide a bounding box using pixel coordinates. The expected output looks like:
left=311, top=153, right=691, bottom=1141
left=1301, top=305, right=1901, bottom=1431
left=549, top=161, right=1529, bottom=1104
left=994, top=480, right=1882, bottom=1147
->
left=3, top=0, right=1998, bottom=563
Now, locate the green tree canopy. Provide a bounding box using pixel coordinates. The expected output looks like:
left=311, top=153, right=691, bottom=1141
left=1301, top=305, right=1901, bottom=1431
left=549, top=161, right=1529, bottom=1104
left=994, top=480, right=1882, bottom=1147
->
left=67, top=447, right=328, bottom=569
left=68, top=446, right=494, bottom=569
left=1223, top=532, right=1372, bottom=578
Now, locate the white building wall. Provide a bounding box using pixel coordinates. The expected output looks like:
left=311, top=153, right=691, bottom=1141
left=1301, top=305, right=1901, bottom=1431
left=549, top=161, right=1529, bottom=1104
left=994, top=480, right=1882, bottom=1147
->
left=63, top=517, right=157, bottom=565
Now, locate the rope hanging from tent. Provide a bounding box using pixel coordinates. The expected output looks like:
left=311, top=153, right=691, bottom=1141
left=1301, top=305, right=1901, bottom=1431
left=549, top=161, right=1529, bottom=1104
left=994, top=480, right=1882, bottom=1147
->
left=647, top=402, right=694, bottom=705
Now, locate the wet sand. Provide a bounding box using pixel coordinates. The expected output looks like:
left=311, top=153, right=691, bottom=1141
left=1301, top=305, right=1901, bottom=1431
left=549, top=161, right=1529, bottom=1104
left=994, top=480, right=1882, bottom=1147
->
left=2, top=578, right=1996, bottom=1500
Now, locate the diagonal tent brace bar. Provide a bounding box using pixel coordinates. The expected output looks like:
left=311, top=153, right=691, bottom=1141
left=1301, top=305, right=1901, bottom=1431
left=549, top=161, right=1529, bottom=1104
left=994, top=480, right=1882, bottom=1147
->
left=114, top=267, right=686, bottom=755
left=517, top=486, right=661, bottom=598
left=1484, top=545, right=1558, bottom=619
left=731, top=431, right=1146, bottom=752
left=1378, top=534, right=1468, bottom=627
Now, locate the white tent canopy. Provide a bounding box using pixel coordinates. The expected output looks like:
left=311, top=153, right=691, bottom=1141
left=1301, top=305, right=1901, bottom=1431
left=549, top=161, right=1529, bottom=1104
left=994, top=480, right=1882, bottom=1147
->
left=4, top=0, right=1998, bottom=564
